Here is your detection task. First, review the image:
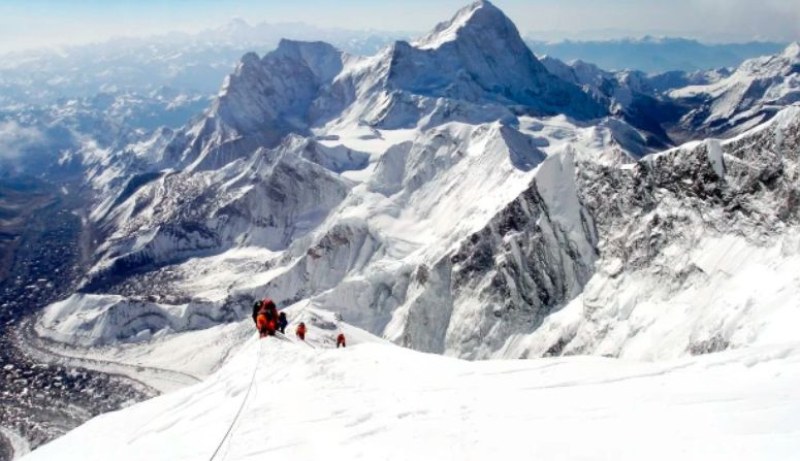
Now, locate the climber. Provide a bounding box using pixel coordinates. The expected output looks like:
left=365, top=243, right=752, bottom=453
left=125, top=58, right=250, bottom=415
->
left=252, top=298, right=278, bottom=337
left=253, top=303, right=269, bottom=338
left=337, top=333, right=346, bottom=348
left=296, top=322, right=307, bottom=341
left=252, top=300, right=262, bottom=325
left=278, top=312, right=288, bottom=334
left=266, top=301, right=279, bottom=336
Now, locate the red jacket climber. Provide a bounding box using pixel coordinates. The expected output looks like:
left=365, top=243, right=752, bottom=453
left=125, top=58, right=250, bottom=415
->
left=296, top=322, right=307, bottom=341
left=337, top=333, right=346, bottom=348
left=253, top=299, right=278, bottom=338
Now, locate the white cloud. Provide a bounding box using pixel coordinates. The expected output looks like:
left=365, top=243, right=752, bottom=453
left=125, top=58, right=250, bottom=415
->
left=0, top=0, right=797, bottom=54
left=504, top=0, right=800, bottom=42
left=0, top=121, right=44, bottom=160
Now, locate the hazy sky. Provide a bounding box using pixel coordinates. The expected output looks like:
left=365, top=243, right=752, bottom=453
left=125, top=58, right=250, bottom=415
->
left=1, top=0, right=799, bottom=53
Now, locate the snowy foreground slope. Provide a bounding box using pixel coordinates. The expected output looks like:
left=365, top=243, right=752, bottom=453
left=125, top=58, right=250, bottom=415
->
left=21, top=331, right=800, bottom=461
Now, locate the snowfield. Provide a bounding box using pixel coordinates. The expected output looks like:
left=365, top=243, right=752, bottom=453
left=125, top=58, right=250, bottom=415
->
left=20, top=330, right=800, bottom=461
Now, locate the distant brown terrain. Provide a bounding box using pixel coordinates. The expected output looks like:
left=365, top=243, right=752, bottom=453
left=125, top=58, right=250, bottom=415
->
left=0, top=177, right=57, bottom=282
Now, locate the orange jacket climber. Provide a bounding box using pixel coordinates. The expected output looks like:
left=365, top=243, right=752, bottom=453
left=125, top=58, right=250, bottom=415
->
left=256, top=309, right=269, bottom=338
left=337, top=333, right=346, bottom=348
left=253, top=299, right=278, bottom=338
left=296, top=322, right=307, bottom=341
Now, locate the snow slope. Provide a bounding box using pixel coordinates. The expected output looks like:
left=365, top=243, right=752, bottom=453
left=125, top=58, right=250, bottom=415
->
left=20, top=332, right=800, bottom=461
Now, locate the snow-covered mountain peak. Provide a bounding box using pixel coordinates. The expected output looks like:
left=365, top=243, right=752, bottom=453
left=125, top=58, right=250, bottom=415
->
left=735, top=41, right=800, bottom=78
left=226, top=39, right=345, bottom=90
left=236, top=51, right=260, bottom=69
left=375, top=1, right=605, bottom=120
left=670, top=44, right=800, bottom=137
left=271, top=39, right=346, bottom=82
left=215, top=17, right=253, bottom=37
left=134, top=1, right=610, bottom=174
left=176, top=40, right=348, bottom=171
left=782, top=41, right=800, bottom=60
left=413, top=0, right=514, bottom=51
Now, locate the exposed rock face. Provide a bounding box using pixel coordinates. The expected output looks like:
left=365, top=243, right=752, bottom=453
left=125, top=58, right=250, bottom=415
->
left=516, top=106, right=800, bottom=360
left=384, top=151, right=599, bottom=357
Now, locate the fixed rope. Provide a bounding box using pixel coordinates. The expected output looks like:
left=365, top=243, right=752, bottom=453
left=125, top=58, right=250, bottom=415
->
left=208, top=337, right=263, bottom=461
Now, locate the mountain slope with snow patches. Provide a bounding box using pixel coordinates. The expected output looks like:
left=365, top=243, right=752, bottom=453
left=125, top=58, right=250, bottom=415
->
left=672, top=42, right=800, bottom=138
left=540, top=56, right=684, bottom=148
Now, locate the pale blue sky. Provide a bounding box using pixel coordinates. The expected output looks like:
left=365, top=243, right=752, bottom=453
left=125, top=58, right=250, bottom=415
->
left=1, top=0, right=798, bottom=52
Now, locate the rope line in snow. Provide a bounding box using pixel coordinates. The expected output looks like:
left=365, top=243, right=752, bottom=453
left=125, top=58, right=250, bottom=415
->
left=209, top=337, right=263, bottom=461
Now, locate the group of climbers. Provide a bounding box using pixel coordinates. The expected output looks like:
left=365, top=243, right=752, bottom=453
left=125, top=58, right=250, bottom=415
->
left=252, top=299, right=280, bottom=338
left=252, top=298, right=346, bottom=347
